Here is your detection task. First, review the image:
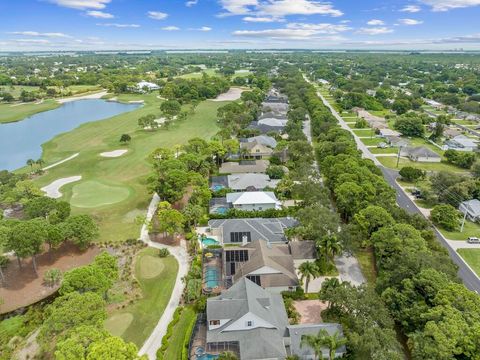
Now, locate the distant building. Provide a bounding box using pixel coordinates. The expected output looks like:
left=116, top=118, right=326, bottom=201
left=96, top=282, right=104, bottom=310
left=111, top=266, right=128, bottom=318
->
left=446, top=135, right=479, bottom=152
left=226, top=191, right=281, bottom=211
left=459, top=199, right=480, bottom=222
left=219, top=160, right=269, bottom=174
left=240, top=141, right=273, bottom=159
left=400, top=146, right=441, bottom=162
left=227, top=173, right=279, bottom=191
left=243, top=135, right=277, bottom=149
left=136, top=81, right=160, bottom=92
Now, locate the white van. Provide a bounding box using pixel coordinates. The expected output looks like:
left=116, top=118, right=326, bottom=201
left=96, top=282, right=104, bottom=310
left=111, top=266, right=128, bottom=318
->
left=467, top=237, right=480, bottom=244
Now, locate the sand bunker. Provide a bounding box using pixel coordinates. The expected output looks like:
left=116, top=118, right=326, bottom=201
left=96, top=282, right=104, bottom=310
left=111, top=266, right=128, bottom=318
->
left=212, top=87, right=245, bottom=102
left=100, top=149, right=128, bottom=158
left=41, top=176, right=82, bottom=199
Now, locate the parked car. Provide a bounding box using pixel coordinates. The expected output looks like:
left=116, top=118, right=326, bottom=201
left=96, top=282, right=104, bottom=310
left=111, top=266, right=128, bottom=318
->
left=467, top=237, right=480, bottom=244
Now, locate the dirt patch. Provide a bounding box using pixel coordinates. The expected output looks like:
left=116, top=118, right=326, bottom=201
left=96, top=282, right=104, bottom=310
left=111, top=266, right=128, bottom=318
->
left=0, top=242, right=101, bottom=314
left=211, top=87, right=245, bottom=102
left=138, top=255, right=165, bottom=279
left=293, top=300, right=328, bottom=324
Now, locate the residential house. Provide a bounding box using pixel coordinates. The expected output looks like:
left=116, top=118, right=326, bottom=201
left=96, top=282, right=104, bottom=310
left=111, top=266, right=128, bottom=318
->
left=240, top=141, right=273, bottom=159
left=227, top=173, right=279, bottom=191
left=258, top=117, right=288, bottom=128
left=385, top=135, right=409, bottom=148
left=204, top=278, right=346, bottom=359
left=446, top=135, right=479, bottom=152
left=379, top=128, right=401, bottom=137
left=289, top=241, right=317, bottom=268
left=226, top=191, right=281, bottom=211
left=443, top=127, right=462, bottom=139
left=136, top=80, right=160, bottom=92
left=244, top=135, right=277, bottom=149
left=219, top=160, right=269, bottom=174
left=459, top=199, right=480, bottom=222
left=207, top=217, right=297, bottom=245
left=400, top=146, right=441, bottom=162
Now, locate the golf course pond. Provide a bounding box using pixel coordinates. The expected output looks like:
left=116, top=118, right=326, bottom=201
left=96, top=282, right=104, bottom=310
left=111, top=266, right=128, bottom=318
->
left=0, top=99, right=141, bottom=171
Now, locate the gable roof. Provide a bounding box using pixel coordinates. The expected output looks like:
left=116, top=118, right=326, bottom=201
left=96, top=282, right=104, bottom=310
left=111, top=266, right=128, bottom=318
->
left=219, top=160, right=269, bottom=174
left=258, top=118, right=288, bottom=127
left=288, top=324, right=346, bottom=358
left=289, top=241, right=317, bottom=260
left=401, top=146, right=441, bottom=159
left=460, top=199, right=480, bottom=217
left=226, top=191, right=280, bottom=206
left=208, top=217, right=297, bottom=244
left=247, top=135, right=277, bottom=148
left=227, top=173, right=279, bottom=191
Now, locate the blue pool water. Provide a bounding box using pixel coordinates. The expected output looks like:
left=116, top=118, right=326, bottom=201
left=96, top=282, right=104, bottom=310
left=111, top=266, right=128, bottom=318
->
left=216, top=207, right=229, bottom=215
left=202, top=238, right=219, bottom=246
left=197, top=355, right=218, bottom=360
left=211, top=184, right=224, bottom=191
left=205, top=266, right=219, bottom=288
left=0, top=99, right=141, bottom=171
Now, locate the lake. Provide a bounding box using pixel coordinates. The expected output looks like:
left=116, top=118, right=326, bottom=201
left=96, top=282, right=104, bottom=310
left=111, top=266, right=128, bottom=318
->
left=0, top=99, right=141, bottom=171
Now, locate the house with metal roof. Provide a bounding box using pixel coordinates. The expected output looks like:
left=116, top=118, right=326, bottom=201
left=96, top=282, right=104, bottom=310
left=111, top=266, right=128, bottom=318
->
left=446, top=135, right=479, bottom=152
left=227, top=173, right=279, bottom=191
left=244, top=135, right=278, bottom=149
left=219, top=160, right=269, bottom=174
left=400, top=146, right=441, bottom=162
left=459, top=199, right=480, bottom=222
left=226, top=191, right=281, bottom=211
left=203, top=278, right=346, bottom=359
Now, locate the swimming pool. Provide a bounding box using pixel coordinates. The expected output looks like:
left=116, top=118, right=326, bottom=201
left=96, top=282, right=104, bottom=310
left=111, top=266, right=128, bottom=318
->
left=197, top=355, right=218, bottom=360
left=202, top=237, right=219, bottom=246
left=211, top=184, right=225, bottom=192
left=216, top=206, right=229, bottom=215
left=205, top=266, right=220, bottom=288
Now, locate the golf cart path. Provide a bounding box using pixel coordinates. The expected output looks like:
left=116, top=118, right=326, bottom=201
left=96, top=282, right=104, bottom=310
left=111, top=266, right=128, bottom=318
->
left=42, top=153, right=79, bottom=170
left=138, top=193, right=189, bottom=360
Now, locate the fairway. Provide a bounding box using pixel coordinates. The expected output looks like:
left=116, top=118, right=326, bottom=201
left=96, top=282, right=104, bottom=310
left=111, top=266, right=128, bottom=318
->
left=105, top=248, right=178, bottom=346
left=70, top=180, right=131, bottom=208
left=138, top=255, right=165, bottom=279
left=32, top=93, right=226, bottom=242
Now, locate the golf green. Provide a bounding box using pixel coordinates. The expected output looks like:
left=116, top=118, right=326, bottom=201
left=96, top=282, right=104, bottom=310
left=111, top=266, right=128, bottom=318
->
left=70, top=180, right=131, bottom=208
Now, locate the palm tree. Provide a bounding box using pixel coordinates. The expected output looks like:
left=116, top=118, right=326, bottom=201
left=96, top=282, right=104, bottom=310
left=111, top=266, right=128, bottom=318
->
left=217, top=351, right=238, bottom=360
left=319, top=330, right=347, bottom=360
left=26, top=159, right=35, bottom=170
left=35, top=158, right=45, bottom=169
left=298, top=261, right=319, bottom=293
left=301, top=333, right=325, bottom=360
left=317, top=235, right=343, bottom=264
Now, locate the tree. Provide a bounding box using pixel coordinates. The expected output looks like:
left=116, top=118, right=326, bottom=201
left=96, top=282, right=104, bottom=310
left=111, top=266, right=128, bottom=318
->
left=62, top=215, right=99, bottom=249
left=394, top=116, right=424, bottom=137
left=138, top=114, right=157, bottom=130
left=392, top=99, right=411, bottom=115
left=120, top=134, right=131, bottom=144
left=36, top=158, right=45, bottom=168
left=298, top=261, right=319, bottom=293
left=26, top=158, right=35, bottom=170
left=301, top=332, right=325, bottom=360
left=471, top=161, right=480, bottom=178
left=55, top=325, right=109, bottom=360
left=266, top=165, right=285, bottom=179
left=40, top=292, right=107, bottom=340
left=24, top=196, right=57, bottom=219
left=353, top=205, right=395, bottom=239
left=444, top=149, right=476, bottom=169
left=317, top=235, right=343, bottom=264
left=44, top=268, right=63, bottom=287
left=160, top=100, right=181, bottom=118
left=59, top=264, right=112, bottom=297
left=399, top=167, right=426, bottom=182
left=430, top=204, right=461, bottom=231
left=157, top=201, right=185, bottom=239
left=93, top=252, right=118, bottom=281
left=86, top=336, right=143, bottom=360
left=217, top=352, right=238, bottom=360
left=318, top=330, right=347, bottom=360
left=182, top=203, right=204, bottom=227
left=7, top=219, right=48, bottom=273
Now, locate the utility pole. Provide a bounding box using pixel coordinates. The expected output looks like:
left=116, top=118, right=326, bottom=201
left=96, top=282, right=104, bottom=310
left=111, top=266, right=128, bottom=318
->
left=460, top=202, right=470, bottom=233
left=396, top=145, right=402, bottom=168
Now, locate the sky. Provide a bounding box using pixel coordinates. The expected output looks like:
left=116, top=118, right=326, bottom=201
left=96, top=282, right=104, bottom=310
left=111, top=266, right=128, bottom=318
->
left=1, top=0, right=480, bottom=51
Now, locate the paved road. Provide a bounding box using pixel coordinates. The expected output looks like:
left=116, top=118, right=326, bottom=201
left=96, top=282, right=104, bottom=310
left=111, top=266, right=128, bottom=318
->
left=304, top=75, right=480, bottom=293
left=138, top=193, right=189, bottom=360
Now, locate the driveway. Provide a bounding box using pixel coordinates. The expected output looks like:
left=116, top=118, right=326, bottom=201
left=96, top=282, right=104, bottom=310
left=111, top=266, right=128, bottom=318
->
left=138, top=193, right=189, bottom=360
left=334, top=253, right=366, bottom=287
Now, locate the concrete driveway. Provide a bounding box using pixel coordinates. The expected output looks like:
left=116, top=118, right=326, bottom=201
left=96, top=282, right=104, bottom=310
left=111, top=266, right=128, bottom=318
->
left=334, top=253, right=366, bottom=287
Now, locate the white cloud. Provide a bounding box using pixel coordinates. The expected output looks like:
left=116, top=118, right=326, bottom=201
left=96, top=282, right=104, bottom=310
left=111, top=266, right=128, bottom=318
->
left=161, top=26, right=180, bottom=31
left=367, top=19, right=385, bottom=25
left=420, top=0, right=480, bottom=11
left=8, top=31, right=71, bottom=38
left=86, top=10, right=114, bottom=18
left=219, top=0, right=343, bottom=18
left=189, top=26, right=213, bottom=31
left=233, top=22, right=350, bottom=39
left=243, top=16, right=280, bottom=22
left=148, top=11, right=168, bottom=20
left=14, top=39, right=52, bottom=44
left=398, top=18, right=424, bottom=25
left=47, top=0, right=110, bottom=10
left=400, top=5, right=421, bottom=12
left=357, top=27, right=394, bottom=35
left=186, top=0, right=198, bottom=6
left=96, top=23, right=140, bottom=28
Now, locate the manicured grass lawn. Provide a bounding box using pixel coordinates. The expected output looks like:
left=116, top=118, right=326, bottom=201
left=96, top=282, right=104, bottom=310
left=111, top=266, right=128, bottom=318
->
left=70, top=180, right=132, bottom=208
left=0, top=100, right=60, bottom=123
left=369, top=109, right=391, bottom=117
left=32, top=93, right=225, bottom=242
left=347, top=122, right=359, bottom=129
left=178, top=68, right=218, bottom=79
left=370, top=147, right=399, bottom=154
left=409, top=137, right=445, bottom=156
left=458, top=249, right=480, bottom=277
left=353, top=129, right=376, bottom=137
left=360, top=137, right=385, bottom=146
left=105, top=248, right=179, bottom=347
left=354, top=247, right=376, bottom=284
left=377, top=156, right=469, bottom=173
left=439, top=221, right=480, bottom=241
left=163, top=306, right=197, bottom=360
left=340, top=112, right=357, bottom=117
left=452, top=119, right=478, bottom=126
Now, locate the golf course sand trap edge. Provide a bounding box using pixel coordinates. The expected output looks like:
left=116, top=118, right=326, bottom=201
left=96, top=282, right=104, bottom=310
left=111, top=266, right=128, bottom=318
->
left=41, top=176, right=82, bottom=199
left=211, top=87, right=245, bottom=101
left=100, top=149, right=128, bottom=158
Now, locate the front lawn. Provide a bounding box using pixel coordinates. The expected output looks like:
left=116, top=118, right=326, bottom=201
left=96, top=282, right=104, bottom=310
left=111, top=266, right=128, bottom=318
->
left=369, top=147, right=399, bottom=154
left=458, top=249, right=480, bottom=277
left=438, top=220, right=480, bottom=241
left=360, top=137, right=385, bottom=146
left=377, top=156, right=469, bottom=173
left=105, top=248, right=178, bottom=347
left=353, top=129, right=376, bottom=137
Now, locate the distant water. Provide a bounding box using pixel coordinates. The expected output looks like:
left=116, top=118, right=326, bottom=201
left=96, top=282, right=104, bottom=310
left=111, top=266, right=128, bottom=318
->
left=0, top=99, right=141, bottom=171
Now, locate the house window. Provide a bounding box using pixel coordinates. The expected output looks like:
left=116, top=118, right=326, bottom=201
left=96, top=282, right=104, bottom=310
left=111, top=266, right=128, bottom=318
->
left=230, top=232, right=251, bottom=243
left=246, top=321, right=253, bottom=327
left=210, top=320, right=220, bottom=326
left=246, top=275, right=261, bottom=286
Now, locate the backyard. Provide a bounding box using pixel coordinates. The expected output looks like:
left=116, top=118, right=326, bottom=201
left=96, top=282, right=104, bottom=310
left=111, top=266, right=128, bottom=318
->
left=104, top=248, right=179, bottom=347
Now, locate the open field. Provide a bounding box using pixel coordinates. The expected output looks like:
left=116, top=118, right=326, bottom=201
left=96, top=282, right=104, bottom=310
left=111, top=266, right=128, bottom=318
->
left=177, top=68, right=218, bottom=79
left=457, top=249, right=480, bottom=277
left=31, top=93, right=224, bottom=242
left=162, top=306, right=197, bottom=360
left=439, top=220, right=480, bottom=241
left=105, top=248, right=178, bottom=347
left=0, top=85, right=101, bottom=98
left=377, top=156, right=469, bottom=173
left=0, top=100, right=59, bottom=123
